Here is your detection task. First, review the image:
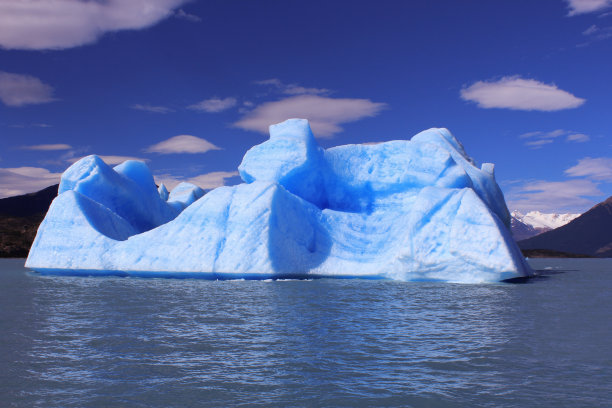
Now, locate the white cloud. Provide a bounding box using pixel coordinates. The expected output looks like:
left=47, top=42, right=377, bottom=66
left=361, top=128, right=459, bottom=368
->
left=525, top=139, right=555, bottom=148
left=583, top=24, right=600, bottom=35
left=580, top=24, right=612, bottom=47
left=21, top=144, right=72, bottom=151
left=507, top=156, right=612, bottom=212
left=566, top=133, right=590, bottom=142
left=0, top=71, right=57, bottom=107
left=175, top=8, right=201, bottom=22
left=565, top=157, right=612, bottom=181
left=254, top=78, right=329, bottom=95
left=283, top=85, right=330, bottom=95
left=506, top=178, right=603, bottom=213
left=519, top=129, right=589, bottom=148
left=0, top=167, right=62, bottom=198
left=0, top=0, right=188, bottom=50
left=9, top=123, right=52, bottom=128
left=155, top=171, right=239, bottom=190
left=67, top=155, right=149, bottom=165
left=234, top=94, right=387, bottom=138
left=186, top=171, right=240, bottom=189
left=566, top=0, right=612, bottom=15
left=131, top=104, right=174, bottom=114
left=254, top=79, right=283, bottom=87
left=144, top=135, right=221, bottom=154
left=188, top=97, right=238, bottom=113
left=519, top=129, right=567, bottom=139
left=460, top=76, right=585, bottom=111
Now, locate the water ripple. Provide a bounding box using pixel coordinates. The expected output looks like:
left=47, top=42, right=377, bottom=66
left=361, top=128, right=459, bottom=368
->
left=1, top=258, right=611, bottom=407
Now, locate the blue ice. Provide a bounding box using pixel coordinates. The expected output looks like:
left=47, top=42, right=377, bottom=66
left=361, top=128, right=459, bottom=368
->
left=26, top=119, right=532, bottom=283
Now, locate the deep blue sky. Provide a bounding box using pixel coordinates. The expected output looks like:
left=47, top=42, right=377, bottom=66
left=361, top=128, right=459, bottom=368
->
left=1, top=0, right=611, bottom=213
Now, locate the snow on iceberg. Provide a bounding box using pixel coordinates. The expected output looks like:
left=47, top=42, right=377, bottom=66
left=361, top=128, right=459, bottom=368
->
left=26, top=119, right=533, bottom=283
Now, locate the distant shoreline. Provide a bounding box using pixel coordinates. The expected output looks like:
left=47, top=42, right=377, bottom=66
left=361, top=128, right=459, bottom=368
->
left=521, top=249, right=594, bottom=258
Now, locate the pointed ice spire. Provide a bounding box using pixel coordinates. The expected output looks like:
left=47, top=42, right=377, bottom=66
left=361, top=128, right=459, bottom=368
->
left=158, top=183, right=169, bottom=201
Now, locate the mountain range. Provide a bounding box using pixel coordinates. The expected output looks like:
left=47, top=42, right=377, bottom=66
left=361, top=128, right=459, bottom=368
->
left=0, top=185, right=610, bottom=258
left=518, top=197, right=612, bottom=258
left=510, top=210, right=580, bottom=241
left=0, top=185, right=58, bottom=257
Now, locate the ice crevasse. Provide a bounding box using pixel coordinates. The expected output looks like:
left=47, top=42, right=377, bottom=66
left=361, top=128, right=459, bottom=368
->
left=26, top=119, right=533, bottom=283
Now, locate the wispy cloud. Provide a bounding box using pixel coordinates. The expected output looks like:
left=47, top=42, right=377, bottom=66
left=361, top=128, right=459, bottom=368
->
left=566, top=133, right=590, bottom=142
left=188, top=97, right=238, bottom=113
left=234, top=94, right=387, bottom=138
left=20, top=144, right=72, bottom=151
left=566, top=0, right=612, bottom=16
left=506, top=155, right=612, bottom=212
left=155, top=171, right=239, bottom=190
left=67, top=155, right=149, bottom=165
left=0, top=167, right=62, bottom=198
left=131, top=104, right=175, bottom=114
left=506, top=178, right=603, bottom=213
left=460, top=76, right=585, bottom=111
left=186, top=171, right=240, bottom=189
left=0, top=71, right=57, bottom=107
left=144, top=135, right=221, bottom=154
left=565, top=157, right=612, bottom=181
left=579, top=23, right=612, bottom=46
left=519, top=129, right=590, bottom=148
left=519, top=129, right=567, bottom=139
left=525, top=139, right=555, bottom=148
left=254, top=78, right=330, bottom=95
left=9, top=123, right=53, bottom=128
left=0, top=0, right=188, bottom=50
left=174, top=9, right=202, bottom=22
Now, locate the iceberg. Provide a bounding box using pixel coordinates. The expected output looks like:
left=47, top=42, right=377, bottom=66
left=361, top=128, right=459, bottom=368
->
left=26, top=119, right=533, bottom=283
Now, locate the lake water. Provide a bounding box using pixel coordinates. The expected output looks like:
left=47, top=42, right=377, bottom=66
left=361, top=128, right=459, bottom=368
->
left=1, top=258, right=611, bottom=407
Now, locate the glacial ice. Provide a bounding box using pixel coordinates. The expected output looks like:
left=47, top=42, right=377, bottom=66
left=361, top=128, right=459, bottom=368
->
left=26, top=119, right=533, bottom=283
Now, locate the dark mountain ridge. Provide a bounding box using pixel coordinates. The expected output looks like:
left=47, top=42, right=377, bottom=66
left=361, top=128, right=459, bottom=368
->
left=0, top=185, right=58, bottom=217
left=0, top=185, right=58, bottom=257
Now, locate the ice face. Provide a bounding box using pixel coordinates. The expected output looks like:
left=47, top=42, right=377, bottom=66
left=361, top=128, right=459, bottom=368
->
left=158, top=183, right=169, bottom=201
left=58, top=156, right=180, bottom=233
left=167, top=182, right=206, bottom=211
left=26, top=119, right=533, bottom=283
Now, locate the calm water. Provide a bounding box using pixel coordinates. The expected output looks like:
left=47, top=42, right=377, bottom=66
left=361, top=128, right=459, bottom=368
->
left=1, top=259, right=611, bottom=407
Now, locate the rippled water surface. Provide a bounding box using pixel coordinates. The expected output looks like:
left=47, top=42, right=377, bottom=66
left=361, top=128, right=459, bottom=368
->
left=1, top=258, right=611, bottom=407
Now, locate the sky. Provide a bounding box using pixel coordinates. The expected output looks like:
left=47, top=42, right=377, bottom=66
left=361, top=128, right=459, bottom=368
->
left=0, top=0, right=611, bottom=214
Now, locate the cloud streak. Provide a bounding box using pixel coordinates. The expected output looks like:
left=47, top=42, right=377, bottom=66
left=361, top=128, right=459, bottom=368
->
left=145, top=135, right=221, bottom=154
left=234, top=94, right=387, bottom=138
left=67, top=155, right=149, bottom=165
left=0, top=71, right=57, bottom=107
left=0, top=167, right=62, bottom=198
left=506, top=178, right=603, bottom=213
left=460, top=76, right=585, bottom=111
left=519, top=129, right=590, bottom=148
left=566, top=133, right=590, bottom=142
left=131, top=104, right=174, bottom=114
left=174, top=9, right=201, bottom=22
left=506, top=156, right=612, bottom=212
left=254, top=79, right=330, bottom=96
left=21, top=144, right=72, bottom=151
left=188, top=97, right=238, bottom=113
left=565, top=157, right=612, bottom=181
left=0, top=0, right=188, bottom=50
left=566, top=0, right=612, bottom=15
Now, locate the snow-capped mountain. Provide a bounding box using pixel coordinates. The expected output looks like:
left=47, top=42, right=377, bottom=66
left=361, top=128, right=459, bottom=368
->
left=510, top=210, right=580, bottom=241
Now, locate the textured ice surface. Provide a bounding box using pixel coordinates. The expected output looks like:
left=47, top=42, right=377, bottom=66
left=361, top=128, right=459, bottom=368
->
left=27, top=119, right=532, bottom=282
